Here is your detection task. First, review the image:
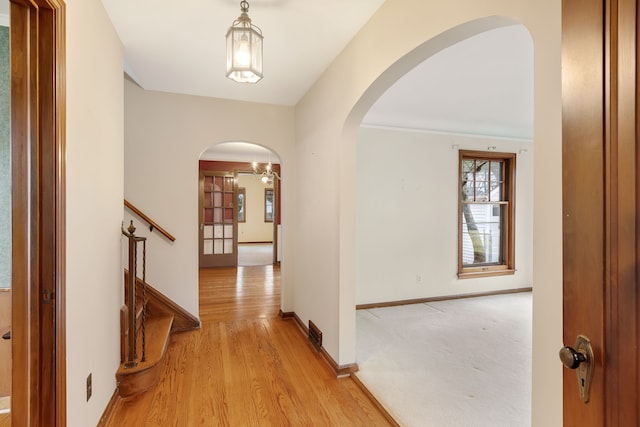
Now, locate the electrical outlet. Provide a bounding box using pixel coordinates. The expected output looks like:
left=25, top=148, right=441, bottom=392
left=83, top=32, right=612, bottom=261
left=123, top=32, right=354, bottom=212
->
left=86, top=373, right=92, bottom=401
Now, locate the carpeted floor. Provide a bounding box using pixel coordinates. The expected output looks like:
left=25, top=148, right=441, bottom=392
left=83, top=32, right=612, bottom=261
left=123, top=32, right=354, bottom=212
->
left=356, top=292, right=532, bottom=427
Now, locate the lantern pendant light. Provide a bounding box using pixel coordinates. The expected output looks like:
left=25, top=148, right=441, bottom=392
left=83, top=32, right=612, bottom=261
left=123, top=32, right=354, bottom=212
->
left=226, top=1, right=263, bottom=83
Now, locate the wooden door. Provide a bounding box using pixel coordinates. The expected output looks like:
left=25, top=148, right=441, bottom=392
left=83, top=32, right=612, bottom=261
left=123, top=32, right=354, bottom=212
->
left=0, top=290, right=9, bottom=398
left=11, top=0, right=66, bottom=425
left=562, top=0, right=639, bottom=425
left=199, top=171, right=238, bottom=268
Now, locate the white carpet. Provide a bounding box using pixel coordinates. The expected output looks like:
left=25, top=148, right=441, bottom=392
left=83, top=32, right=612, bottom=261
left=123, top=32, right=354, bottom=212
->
left=356, top=292, right=532, bottom=427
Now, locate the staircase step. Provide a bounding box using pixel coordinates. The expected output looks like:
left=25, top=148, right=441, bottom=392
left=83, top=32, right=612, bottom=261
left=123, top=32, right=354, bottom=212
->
left=116, top=313, right=174, bottom=398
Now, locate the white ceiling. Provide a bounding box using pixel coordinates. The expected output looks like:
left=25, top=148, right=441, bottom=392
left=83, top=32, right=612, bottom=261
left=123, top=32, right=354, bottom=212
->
left=362, top=24, right=533, bottom=140
left=1, top=1, right=533, bottom=159
left=100, top=0, right=386, bottom=107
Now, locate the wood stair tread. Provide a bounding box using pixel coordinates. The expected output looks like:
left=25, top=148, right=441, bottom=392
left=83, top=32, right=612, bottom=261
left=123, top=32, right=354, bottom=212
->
left=116, top=313, right=174, bottom=397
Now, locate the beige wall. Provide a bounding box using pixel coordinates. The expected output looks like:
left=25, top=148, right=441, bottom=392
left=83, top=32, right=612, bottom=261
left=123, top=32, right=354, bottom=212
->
left=294, top=1, right=561, bottom=426
left=124, top=80, right=296, bottom=316
left=56, top=1, right=563, bottom=426
left=238, top=174, right=274, bottom=243
left=356, top=127, right=534, bottom=305
left=65, top=0, right=124, bottom=425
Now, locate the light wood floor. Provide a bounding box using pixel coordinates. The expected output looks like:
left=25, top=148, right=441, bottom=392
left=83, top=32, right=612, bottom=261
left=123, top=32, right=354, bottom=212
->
left=0, top=395, right=10, bottom=426
left=101, top=265, right=393, bottom=426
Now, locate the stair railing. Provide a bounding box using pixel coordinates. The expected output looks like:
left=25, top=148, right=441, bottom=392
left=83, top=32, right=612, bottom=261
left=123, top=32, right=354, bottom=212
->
left=121, top=220, right=148, bottom=368
left=124, top=199, right=176, bottom=242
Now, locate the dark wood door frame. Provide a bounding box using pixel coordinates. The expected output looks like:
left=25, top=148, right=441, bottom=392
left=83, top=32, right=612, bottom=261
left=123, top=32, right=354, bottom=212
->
left=11, top=0, right=66, bottom=425
left=562, top=0, right=638, bottom=424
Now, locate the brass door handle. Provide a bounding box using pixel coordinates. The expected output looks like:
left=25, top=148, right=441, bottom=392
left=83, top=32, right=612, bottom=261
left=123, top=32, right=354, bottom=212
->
left=559, top=346, right=586, bottom=369
left=559, top=335, right=594, bottom=403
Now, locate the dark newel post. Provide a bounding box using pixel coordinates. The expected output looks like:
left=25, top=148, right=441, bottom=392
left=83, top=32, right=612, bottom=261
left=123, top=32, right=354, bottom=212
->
left=124, top=221, right=138, bottom=368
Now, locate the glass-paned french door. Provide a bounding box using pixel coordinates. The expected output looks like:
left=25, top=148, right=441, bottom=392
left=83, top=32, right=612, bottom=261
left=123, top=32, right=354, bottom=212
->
left=199, top=171, right=238, bottom=267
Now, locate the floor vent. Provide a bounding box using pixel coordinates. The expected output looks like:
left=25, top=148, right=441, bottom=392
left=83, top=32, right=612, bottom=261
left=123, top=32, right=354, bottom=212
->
left=308, top=320, right=322, bottom=351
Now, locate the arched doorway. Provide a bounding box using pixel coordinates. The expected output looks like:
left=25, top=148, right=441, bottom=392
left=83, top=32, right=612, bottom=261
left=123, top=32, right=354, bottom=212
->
left=347, top=20, right=534, bottom=426
left=198, top=142, right=282, bottom=268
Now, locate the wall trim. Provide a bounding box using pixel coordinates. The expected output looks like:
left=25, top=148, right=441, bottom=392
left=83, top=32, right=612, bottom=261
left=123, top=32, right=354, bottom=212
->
left=356, top=287, right=532, bottom=310
left=97, top=389, right=119, bottom=427
left=127, top=270, right=201, bottom=333
left=359, top=123, right=534, bottom=143
left=351, top=373, right=401, bottom=427
left=280, top=310, right=358, bottom=378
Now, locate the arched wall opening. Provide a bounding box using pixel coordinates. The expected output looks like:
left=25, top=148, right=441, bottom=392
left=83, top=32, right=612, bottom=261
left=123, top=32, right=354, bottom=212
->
left=340, top=14, right=529, bottom=361
left=198, top=141, right=285, bottom=289
left=297, top=8, right=563, bottom=423
left=346, top=19, right=534, bottom=425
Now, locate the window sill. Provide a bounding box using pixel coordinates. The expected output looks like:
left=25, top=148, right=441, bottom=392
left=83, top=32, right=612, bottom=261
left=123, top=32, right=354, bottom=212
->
left=457, top=269, right=516, bottom=280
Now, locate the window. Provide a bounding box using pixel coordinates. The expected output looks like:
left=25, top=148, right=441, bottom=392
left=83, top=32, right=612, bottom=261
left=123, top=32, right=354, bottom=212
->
left=459, top=151, right=516, bottom=278
left=264, top=188, right=274, bottom=222
left=237, top=188, right=246, bottom=223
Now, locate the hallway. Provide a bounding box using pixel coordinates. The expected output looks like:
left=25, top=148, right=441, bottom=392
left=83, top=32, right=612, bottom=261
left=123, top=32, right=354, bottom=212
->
left=101, top=266, right=392, bottom=426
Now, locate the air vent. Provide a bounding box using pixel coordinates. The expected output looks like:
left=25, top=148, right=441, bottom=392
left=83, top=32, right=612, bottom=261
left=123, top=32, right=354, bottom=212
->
left=308, top=320, right=322, bottom=351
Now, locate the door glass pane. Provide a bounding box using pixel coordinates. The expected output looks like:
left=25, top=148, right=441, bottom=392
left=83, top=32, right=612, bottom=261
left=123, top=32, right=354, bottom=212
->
left=224, top=176, right=234, bottom=191
left=214, top=240, right=224, bottom=254
left=224, top=224, right=233, bottom=238
left=224, top=239, right=233, bottom=254
left=214, top=208, right=222, bottom=223
left=203, top=225, right=214, bottom=239
left=204, top=208, right=213, bottom=223
left=214, top=192, right=222, bottom=207
left=224, top=208, right=233, bottom=223
left=214, top=176, right=223, bottom=190
left=205, top=175, right=214, bottom=190
left=214, top=225, right=224, bottom=238
left=203, top=240, right=214, bottom=255
left=224, top=193, right=233, bottom=207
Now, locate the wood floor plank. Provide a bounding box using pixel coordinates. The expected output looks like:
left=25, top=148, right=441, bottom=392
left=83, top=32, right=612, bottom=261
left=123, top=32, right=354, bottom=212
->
left=101, top=265, right=393, bottom=426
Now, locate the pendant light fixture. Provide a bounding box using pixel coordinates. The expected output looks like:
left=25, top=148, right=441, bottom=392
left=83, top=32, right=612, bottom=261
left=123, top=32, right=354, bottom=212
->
left=226, top=1, right=263, bottom=83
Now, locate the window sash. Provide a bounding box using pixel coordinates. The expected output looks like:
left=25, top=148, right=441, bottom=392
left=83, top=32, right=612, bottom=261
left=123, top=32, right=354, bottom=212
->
left=458, top=151, right=516, bottom=278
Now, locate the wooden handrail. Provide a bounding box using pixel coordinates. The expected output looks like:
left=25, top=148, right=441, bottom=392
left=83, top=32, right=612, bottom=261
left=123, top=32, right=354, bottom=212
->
left=124, top=199, right=176, bottom=242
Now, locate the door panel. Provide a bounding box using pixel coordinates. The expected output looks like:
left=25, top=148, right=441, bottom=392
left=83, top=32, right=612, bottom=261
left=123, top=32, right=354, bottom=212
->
left=10, top=0, right=66, bottom=424
left=562, top=0, right=639, bottom=425
left=199, top=171, right=238, bottom=268
left=0, top=290, right=10, bottom=398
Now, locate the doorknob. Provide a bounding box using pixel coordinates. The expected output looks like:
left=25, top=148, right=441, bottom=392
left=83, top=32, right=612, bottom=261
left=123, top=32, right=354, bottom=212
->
left=559, top=335, right=594, bottom=403
left=559, top=345, right=586, bottom=369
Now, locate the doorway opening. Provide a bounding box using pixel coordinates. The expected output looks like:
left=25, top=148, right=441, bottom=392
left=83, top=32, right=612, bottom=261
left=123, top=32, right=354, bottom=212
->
left=352, top=21, right=534, bottom=426
left=198, top=142, right=282, bottom=269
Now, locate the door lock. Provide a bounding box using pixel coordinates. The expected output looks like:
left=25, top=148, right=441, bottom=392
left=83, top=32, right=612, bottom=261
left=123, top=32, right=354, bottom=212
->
left=559, top=335, right=594, bottom=403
